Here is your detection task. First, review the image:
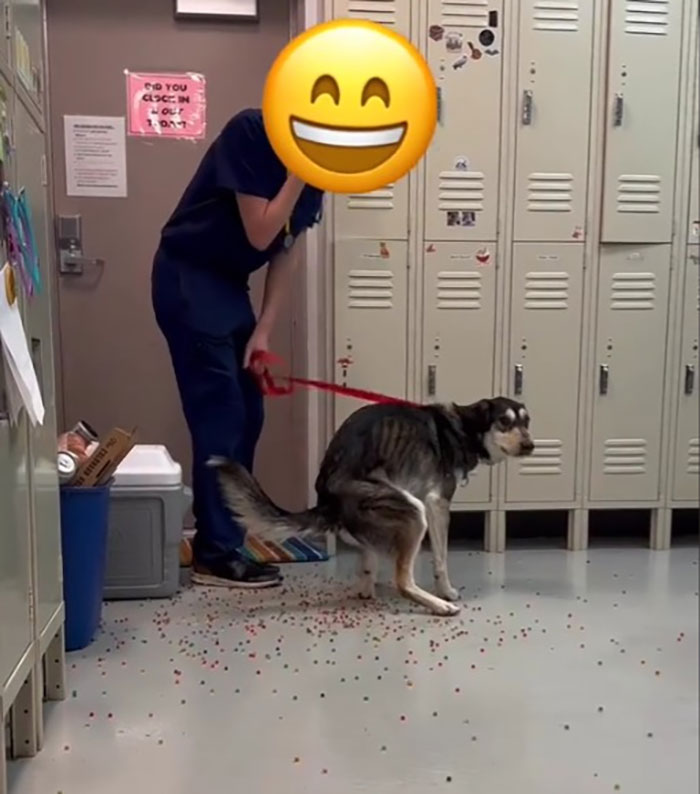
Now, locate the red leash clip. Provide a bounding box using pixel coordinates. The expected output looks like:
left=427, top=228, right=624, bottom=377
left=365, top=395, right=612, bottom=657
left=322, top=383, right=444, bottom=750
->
left=249, top=350, right=416, bottom=406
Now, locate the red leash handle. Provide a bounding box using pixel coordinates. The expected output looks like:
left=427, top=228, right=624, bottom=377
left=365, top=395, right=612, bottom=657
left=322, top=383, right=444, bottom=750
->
left=249, top=350, right=417, bottom=406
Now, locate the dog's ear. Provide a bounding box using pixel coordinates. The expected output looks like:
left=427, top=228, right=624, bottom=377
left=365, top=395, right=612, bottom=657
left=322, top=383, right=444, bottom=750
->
left=460, top=399, right=493, bottom=433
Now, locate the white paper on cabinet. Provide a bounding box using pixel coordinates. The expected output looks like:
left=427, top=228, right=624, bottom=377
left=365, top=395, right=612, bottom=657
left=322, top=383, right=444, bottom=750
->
left=0, top=265, right=45, bottom=425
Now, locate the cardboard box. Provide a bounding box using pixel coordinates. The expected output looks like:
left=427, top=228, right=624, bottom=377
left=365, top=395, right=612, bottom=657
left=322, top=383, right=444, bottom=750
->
left=72, top=427, right=137, bottom=487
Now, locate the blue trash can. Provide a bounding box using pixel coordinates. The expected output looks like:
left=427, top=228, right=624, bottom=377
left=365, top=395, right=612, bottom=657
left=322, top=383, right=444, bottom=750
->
left=59, top=484, right=112, bottom=652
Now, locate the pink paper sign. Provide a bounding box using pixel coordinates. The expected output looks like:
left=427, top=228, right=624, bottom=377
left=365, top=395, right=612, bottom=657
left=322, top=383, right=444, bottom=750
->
left=126, top=71, right=206, bottom=140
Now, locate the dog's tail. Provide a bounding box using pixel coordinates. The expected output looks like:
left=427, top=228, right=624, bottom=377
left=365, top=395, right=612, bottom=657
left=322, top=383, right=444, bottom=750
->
left=207, top=457, right=331, bottom=542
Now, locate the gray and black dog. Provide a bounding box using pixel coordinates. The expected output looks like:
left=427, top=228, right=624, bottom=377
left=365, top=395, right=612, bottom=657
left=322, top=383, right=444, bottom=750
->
left=209, top=397, right=534, bottom=617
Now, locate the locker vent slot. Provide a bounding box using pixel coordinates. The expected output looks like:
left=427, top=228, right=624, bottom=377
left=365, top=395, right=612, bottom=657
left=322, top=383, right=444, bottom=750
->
left=345, top=184, right=396, bottom=211
left=518, top=439, right=563, bottom=475
left=533, top=1, right=580, bottom=32
left=438, top=171, right=485, bottom=211
left=436, top=271, right=482, bottom=309
left=347, top=269, right=394, bottom=309
left=616, top=175, right=662, bottom=214
left=345, top=0, right=398, bottom=25
left=610, top=272, right=656, bottom=310
left=527, top=173, right=574, bottom=212
left=688, top=439, right=700, bottom=476
left=440, top=0, right=489, bottom=28
left=603, top=439, right=647, bottom=474
left=625, top=0, right=669, bottom=36
left=525, top=271, right=570, bottom=309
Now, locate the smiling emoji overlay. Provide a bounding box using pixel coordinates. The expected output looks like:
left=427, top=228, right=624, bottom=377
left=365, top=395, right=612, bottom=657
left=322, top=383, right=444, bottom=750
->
left=262, top=19, right=437, bottom=194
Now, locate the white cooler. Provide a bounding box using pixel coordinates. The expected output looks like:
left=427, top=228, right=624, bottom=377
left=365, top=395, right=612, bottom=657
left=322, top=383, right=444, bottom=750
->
left=104, top=445, right=190, bottom=600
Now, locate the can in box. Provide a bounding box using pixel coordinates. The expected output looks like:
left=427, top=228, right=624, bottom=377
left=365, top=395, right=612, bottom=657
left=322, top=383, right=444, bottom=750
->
left=104, top=445, right=190, bottom=600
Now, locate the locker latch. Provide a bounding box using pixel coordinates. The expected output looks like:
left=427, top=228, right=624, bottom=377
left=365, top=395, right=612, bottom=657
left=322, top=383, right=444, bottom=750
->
left=599, top=364, right=610, bottom=395
left=427, top=364, right=437, bottom=397
left=684, top=364, right=695, bottom=395
left=521, top=90, right=533, bottom=126
left=612, top=94, right=624, bottom=127
left=514, top=364, right=524, bottom=396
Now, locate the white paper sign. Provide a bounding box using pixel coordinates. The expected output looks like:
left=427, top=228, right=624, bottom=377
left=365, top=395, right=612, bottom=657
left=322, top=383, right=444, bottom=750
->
left=64, top=115, right=127, bottom=198
left=0, top=265, right=44, bottom=425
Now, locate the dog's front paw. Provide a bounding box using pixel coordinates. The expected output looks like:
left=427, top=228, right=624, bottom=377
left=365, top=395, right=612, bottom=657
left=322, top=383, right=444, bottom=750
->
left=431, top=599, right=461, bottom=617
left=438, top=584, right=460, bottom=602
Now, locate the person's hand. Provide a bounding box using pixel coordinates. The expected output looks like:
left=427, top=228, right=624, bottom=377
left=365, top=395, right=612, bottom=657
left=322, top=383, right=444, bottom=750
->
left=243, top=324, right=271, bottom=373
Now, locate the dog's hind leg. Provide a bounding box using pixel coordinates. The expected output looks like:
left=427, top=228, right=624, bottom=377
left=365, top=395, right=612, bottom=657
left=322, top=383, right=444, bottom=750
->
left=358, top=546, right=378, bottom=600
left=426, top=493, right=459, bottom=602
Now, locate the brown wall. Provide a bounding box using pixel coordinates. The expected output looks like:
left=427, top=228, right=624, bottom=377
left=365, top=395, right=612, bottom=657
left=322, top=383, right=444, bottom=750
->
left=47, top=0, right=309, bottom=513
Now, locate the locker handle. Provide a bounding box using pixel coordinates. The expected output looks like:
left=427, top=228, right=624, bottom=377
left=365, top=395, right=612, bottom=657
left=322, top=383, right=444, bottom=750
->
left=514, top=364, right=524, bottom=395
left=684, top=364, right=695, bottom=395
left=599, top=364, right=609, bottom=395
left=521, top=90, right=533, bottom=126
left=427, top=364, right=437, bottom=397
left=613, top=93, right=624, bottom=127
left=436, top=86, right=443, bottom=125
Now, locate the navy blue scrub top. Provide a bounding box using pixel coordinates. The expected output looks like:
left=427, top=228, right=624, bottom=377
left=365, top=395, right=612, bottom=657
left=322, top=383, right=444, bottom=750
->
left=154, top=108, right=323, bottom=335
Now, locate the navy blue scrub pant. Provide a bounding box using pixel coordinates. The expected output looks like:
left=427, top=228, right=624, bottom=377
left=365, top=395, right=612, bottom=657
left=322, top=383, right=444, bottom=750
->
left=151, top=257, right=264, bottom=566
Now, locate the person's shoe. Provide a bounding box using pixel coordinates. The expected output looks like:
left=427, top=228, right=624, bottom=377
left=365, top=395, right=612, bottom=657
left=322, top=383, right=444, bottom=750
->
left=191, top=556, right=282, bottom=589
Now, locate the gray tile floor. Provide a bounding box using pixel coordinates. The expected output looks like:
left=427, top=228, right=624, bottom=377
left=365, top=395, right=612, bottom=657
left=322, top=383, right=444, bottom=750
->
left=8, top=546, right=699, bottom=794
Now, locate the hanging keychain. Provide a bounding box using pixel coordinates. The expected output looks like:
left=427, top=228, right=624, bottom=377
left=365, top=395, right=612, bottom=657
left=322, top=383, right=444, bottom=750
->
left=0, top=185, right=32, bottom=297
left=16, top=188, right=41, bottom=294
left=283, top=219, right=294, bottom=250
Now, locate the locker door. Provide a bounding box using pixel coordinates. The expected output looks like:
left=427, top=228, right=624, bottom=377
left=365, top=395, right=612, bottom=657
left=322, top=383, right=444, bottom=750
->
left=334, top=239, right=408, bottom=429
left=506, top=243, right=584, bottom=502
left=332, top=0, right=410, bottom=36
left=11, top=0, right=44, bottom=112
left=333, top=180, right=409, bottom=240
left=513, top=1, right=594, bottom=242
left=0, top=2, right=10, bottom=73
left=672, top=247, right=699, bottom=501
left=331, top=0, right=411, bottom=240
left=422, top=242, right=497, bottom=503
left=14, top=97, right=62, bottom=634
left=424, top=0, right=504, bottom=242
left=601, top=0, right=684, bottom=244
left=590, top=244, right=670, bottom=501
left=689, top=59, right=699, bottom=244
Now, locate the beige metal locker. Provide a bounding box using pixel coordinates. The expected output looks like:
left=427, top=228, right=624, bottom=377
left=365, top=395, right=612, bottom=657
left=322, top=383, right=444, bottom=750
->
left=590, top=244, right=671, bottom=502
left=601, top=0, right=684, bottom=244
left=14, top=97, right=62, bottom=640
left=332, top=0, right=410, bottom=34
left=333, top=180, right=409, bottom=241
left=513, top=0, right=595, bottom=242
left=11, top=0, right=44, bottom=111
left=422, top=241, right=497, bottom=503
left=671, top=246, right=699, bottom=502
left=506, top=243, right=584, bottom=502
left=424, top=0, right=504, bottom=242
left=333, top=238, right=408, bottom=429
left=689, top=58, right=699, bottom=245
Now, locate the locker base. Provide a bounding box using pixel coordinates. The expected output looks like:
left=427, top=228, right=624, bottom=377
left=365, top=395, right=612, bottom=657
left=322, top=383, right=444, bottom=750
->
left=36, top=622, right=66, bottom=752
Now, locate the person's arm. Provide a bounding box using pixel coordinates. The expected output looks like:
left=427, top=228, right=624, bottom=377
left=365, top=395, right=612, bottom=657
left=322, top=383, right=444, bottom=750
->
left=236, top=173, right=305, bottom=252
left=243, top=237, right=302, bottom=370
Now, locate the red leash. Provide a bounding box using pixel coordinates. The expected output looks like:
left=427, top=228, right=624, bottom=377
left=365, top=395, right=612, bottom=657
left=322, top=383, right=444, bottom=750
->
left=249, top=351, right=417, bottom=406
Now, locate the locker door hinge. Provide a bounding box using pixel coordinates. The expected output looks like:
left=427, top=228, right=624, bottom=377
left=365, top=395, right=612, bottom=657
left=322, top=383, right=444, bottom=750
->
left=436, top=86, right=443, bottom=125
left=40, top=154, right=48, bottom=187
left=3, top=4, right=10, bottom=39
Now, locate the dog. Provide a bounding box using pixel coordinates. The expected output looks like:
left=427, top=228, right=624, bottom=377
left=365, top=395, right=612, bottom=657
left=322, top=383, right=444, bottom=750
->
left=208, top=397, right=534, bottom=617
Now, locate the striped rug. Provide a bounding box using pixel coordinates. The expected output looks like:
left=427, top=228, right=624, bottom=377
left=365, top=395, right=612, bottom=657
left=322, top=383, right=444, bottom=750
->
left=242, top=534, right=329, bottom=564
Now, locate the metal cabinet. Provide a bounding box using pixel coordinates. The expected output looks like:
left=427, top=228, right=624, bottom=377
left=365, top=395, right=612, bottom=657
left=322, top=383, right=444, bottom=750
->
left=422, top=241, right=497, bottom=503
left=332, top=0, right=410, bottom=34
left=10, top=0, right=43, bottom=112
left=601, top=0, right=684, bottom=244
left=333, top=238, right=408, bottom=429
left=590, top=244, right=670, bottom=502
left=424, top=0, right=504, bottom=242
left=14, top=96, right=61, bottom=646
left=671, top=247, right=699, bottom=502
left=513, top=0, right=594, bottom=242
left=506, top=243, right=584, bottom=502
